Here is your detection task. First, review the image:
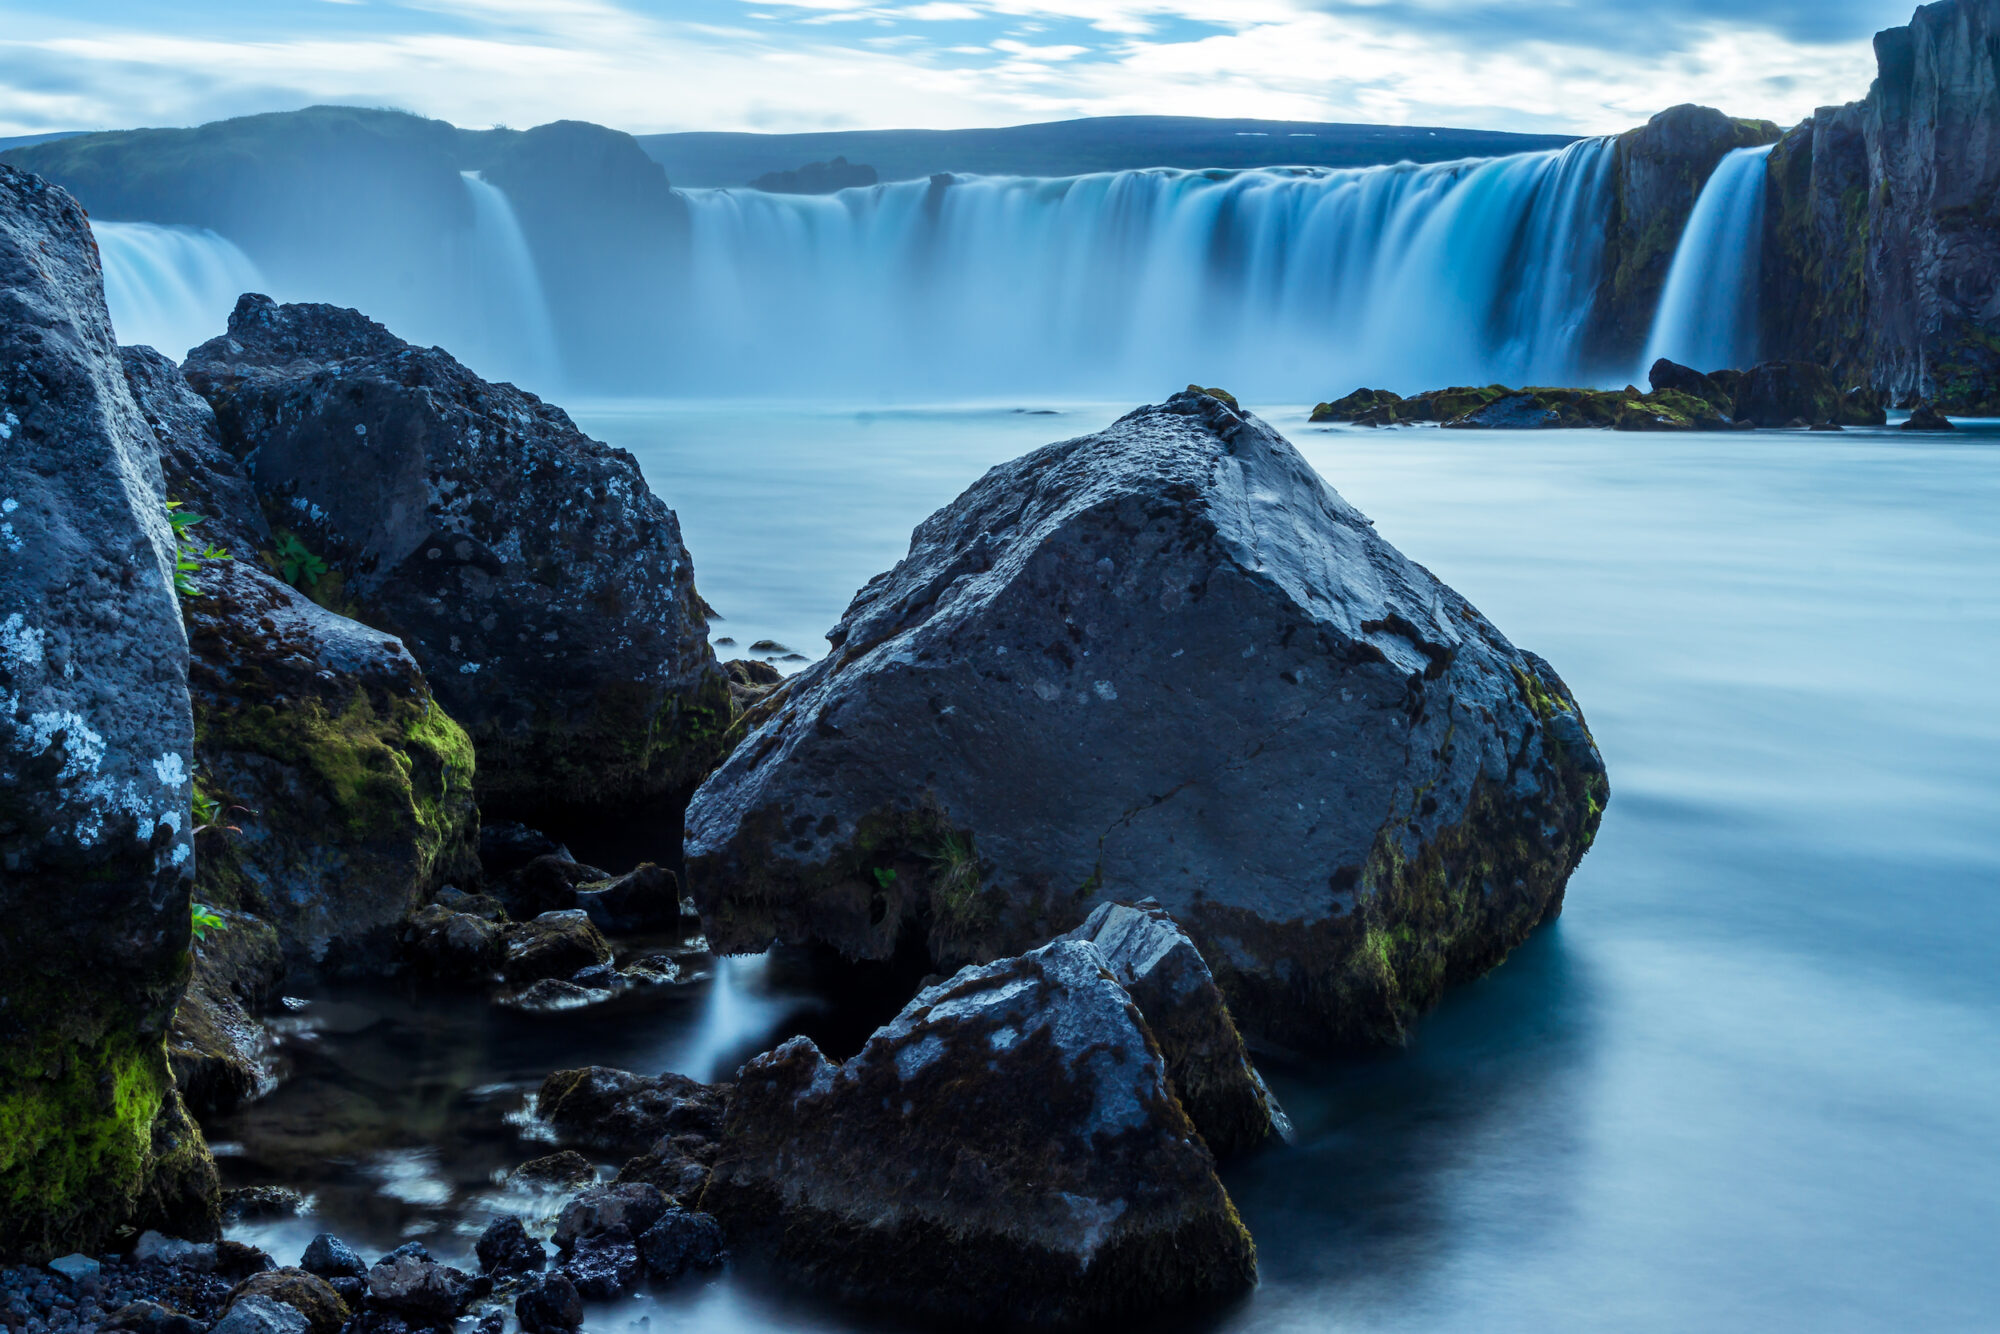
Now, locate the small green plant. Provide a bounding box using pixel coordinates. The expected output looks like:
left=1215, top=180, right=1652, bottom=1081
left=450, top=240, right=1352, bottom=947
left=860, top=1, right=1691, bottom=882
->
left=872, top=866, right=898, bottom=890
left=166, top=500, right=231, bottom=596
left=926, top=830, right=985, bottom=930
left=190, top=903, right=226, bottom=943
left=271, top=531, right=328, bottom=590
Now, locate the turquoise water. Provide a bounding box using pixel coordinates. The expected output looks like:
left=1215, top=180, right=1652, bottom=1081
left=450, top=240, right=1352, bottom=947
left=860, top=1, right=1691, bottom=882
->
left=227, top=404, right=2000, bottom=1332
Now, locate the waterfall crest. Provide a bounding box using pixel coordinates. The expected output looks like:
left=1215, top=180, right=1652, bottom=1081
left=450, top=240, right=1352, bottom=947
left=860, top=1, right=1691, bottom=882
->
left=1640, top=144, right=1775, bottom=377
left=91, top=222, right=266, bottom=360
left=671, top=139, right=1617, bottom=400
left=455, top=172, right=563, bottom=394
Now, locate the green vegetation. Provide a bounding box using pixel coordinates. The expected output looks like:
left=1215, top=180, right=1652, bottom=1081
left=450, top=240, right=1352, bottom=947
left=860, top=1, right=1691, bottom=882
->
left=270, top=530, right=327, bottom=590
left=166, top=501, right=230, bottom=596
left=190, top=904, right=226, bottom=942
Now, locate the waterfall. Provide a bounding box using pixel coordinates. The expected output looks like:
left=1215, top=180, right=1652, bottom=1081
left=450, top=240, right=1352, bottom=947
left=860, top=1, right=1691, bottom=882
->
left=669, top=138, right=1617, bottom=401
left=453, top=172, right=563, bottom=393
left=1640, top=144, right=1775, bottom=377
left=91, top=222, right=266, bottom=360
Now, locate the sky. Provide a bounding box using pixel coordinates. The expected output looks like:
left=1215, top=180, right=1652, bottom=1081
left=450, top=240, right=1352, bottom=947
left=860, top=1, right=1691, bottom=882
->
left=0, top=0, right=1916, bottom=139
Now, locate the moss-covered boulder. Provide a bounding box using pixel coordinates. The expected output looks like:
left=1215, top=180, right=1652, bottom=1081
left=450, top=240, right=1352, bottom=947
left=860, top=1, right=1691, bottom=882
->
left=183, top=558, right=478, bottom=972
left=703, top=939, right=1257, bottom=1325
left=182, top=296, right=729, bottom=818
left=687, top=392, right=1606, bottom=1051
left=0, top=163, right=219, bottom=1260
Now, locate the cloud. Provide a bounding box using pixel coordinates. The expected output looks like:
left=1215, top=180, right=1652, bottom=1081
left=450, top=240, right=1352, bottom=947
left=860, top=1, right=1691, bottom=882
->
left=0, top=0, right=1908, bottom=140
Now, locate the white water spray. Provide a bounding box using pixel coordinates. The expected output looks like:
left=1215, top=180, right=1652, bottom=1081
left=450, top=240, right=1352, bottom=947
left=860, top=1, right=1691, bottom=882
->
left=1640, top=144, right=1775, bottom=377
left=91, top=222, right=266, bottom=359
left=671, top=139, right=1617, bottom=400
left=663, top=954, right=805, bottom=1083
left=454, top=172, right=563, bottom=393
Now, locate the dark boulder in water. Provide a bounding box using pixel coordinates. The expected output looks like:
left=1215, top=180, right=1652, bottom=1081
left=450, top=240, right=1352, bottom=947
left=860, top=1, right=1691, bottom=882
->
left=182, top=295, right=729, bottom=817
left=575, top=862, right=684, bottom=933
left=0, top=162, right=219, bottom=1258
left=474, top=1215, right=545, bottom=1277
left=501, top=910, right=612, bottom=986
left=514, top=1271, right=583, bottom=1333
left=703, top=938, right=1257, bottom=1325
left=1647, top=356, right=1726, bottom=404
left=686, top=391, right=1606, bottom=1050
left=1730, top=359, right=1842, bottom=427
left=1901, top=401, right=1956, bottom=431
left=1443, top=392, right=1564, bottom=429
left=1061, top=899, right=1285, bottom=1158
left=536, top=1066, right=733, bottom=1161
left=636, top=1209, right=725, bottom=1281
left=1308, top=386, right=1403, bottom=422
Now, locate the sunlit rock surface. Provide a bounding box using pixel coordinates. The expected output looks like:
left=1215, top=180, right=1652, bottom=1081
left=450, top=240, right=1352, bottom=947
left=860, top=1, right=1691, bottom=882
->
left=702, top=938, right=1256, bottom=1325
left=688, top=391, right=1606, bottom=1050
left=183, top=294, right=728, bottom=816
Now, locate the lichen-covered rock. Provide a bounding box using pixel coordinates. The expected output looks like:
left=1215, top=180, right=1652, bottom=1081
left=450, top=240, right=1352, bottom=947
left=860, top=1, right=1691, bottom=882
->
left=704, top=938, right=1255, bottom=1325
left=182, top=558, right=479, bottom=971
left=181, top=295, right=729, bottom=815
left=687, top=392, right=1607, bottom=1050
left=1308, top=386, right=1403, bottom=423
left=1647, top=357, right=1727, bottom=405
left=501, top=910, right=611, bottom=985
left=169, top=908, right=283, bottom=1119
left=0, top=162, right=219, bottom=1259
left=209, top=1294, right=309, bottom=1334
left=224, top=1269, right=348, bottom=1334
left=364, top=1255, right=472, bottom=1325
left=1061, top=900, right=1283, bottom=1158
left=536, top=1067, right=733, bottom=1160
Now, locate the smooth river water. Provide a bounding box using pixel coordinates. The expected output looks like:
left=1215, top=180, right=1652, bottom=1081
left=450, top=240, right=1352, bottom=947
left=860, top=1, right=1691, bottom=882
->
left=216, top=404, right=2000, bottom=1333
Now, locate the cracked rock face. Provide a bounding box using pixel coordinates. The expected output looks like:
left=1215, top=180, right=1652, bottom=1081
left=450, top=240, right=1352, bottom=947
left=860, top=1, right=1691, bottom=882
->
left=0, top=163, right=217, bottom=1257
left=1061, top=899, right=1285, bottom=1158
left=702, top=938, right=1256, bottom=1326
left=687, top=391, right=1607, bottom=1050
left=182, top=294, right=728, bottom=815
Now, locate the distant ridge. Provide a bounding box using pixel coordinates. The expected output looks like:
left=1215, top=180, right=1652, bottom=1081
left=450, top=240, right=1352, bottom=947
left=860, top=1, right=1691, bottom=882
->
left=637, top=115, right=1579, bottom=187
left=0, top=131, right=87, bottom=153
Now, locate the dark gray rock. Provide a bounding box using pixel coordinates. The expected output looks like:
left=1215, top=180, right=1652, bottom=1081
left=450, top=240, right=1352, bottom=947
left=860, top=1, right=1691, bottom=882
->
left=536, top=1066, right=732, bottom=1159
left=1062, top=899, right=1285, bottom=1157
left=478, top=821, right=567, bottom=878
left=169, top=907, right=282, bottom=1120
left=491, top=854, right=603, bottom=921
left=502, top=910, right=612, bottom=985
left=507, top=1150, right=596, bottom=1192
left=1902, top=401, right=1956, bottom=431
left=574, top=862, right=683, bottom=932
left=181, top=295, right=730, bottom=816
left=551, top=1183, right=669, bottom=1253
left=1646, top=357, right=1726, bottom=404
left=119, top=345, right=269, bottom=556
left=0, top=161, right=218, bottom=1257
left=474, top=1215, right=545, bottom=1277
left=223, top=1269, right=348, bottom=1334
left=748, top=155, right=878, bottom=194
left=704, top=938, right=1256, bottom=1325
left=559, top=1233, right=639, bottom=1301
left=101, top=1300, right=206, bottom=1334
left=1730, top=359, right=1843, bottom=427
left=363, top=1255, right=470, bottom=1325
left=399, top=904, right=505, bottom=981
left=297, top=1235, right=364, bottom=1281
left=1443, top=392, right=1561, bottom=429
left=498, top=977, right=612, bottom=1013
left=208, top=1294, right=308, bottom=1334
left=687, top=392, right=1607, bottom=1050
left=513, top=1271, right=583, bottom=1333
left=181, top=556, right=479, bottom=973
left=636, top=1209, right=725, bottom=1282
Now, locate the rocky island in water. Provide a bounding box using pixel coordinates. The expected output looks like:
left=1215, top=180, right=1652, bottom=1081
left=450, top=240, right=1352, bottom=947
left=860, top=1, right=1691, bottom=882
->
left=0, top=1, right=1995, bottom=1331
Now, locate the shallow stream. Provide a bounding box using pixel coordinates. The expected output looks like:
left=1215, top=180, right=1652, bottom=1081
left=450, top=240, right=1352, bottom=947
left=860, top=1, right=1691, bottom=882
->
left=217, top=405, right=2000, bottom=1332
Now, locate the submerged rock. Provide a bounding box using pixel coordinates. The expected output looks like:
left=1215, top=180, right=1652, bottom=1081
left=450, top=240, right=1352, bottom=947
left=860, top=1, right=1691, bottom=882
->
left=182, top=295, right=729, bottom=816
left=687, top=392, right=1607, bottom=1049
left=1061, top=900, right=1283, bottom=1157
left=181, top=557, right=480, bottom=972
left=0, top=162, right=219, bottom=1257
left=704, top=938, right=1256, bottom=1324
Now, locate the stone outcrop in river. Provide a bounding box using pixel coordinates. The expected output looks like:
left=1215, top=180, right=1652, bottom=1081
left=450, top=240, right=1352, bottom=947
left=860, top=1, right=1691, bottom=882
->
left=702, top=938, right=1257, bottom=1325
left=0, top=164, right=217, bottom=1258
left=688, top=391, right=1607, bottom=1050
left=1762, top=0, right=2000, bottom=411
left=183, top=295, right=729, bottom=818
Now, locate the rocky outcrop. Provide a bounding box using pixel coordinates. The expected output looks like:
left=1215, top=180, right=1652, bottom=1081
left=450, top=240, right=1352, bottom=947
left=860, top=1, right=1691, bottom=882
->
left=748, top=156, right=879, bottom=194
left=1762, top=0, right=2000, bottom=411
left=0, top=163, right=219, bottom=1258
left=169, top=908, right=284, bottom=1119
left=537, top=1067, right=732, bottom=1159
left=1061, top=901, right=1283, bottom=1158
left=183, top=295, right=729, bottom=816
left=1595, top=104, right=1782, bottom=359
left=120, top=347, right=269, bottom=556
left=1311, top=381, right=1727, bottom=430
left=688, top=392, right=1605, bottom=1050
left=703, top=939, right=1257, bottom=1325
left=181, top=557, right=479, bottom=971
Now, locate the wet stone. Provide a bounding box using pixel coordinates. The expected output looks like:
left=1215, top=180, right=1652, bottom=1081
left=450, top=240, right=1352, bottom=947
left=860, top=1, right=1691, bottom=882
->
left=560, top=1234, right=640, bottom=1301
left=637, top=1209, right=726, bottom=1282
left=474, top=1215, right=547, bottom=1277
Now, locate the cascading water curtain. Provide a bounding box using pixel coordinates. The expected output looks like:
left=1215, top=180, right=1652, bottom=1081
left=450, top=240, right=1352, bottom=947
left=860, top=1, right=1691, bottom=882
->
left=673, top=138, right=1618, bottom=402
left=91, top=222, right=267, bottom=360
left=1640, top=144, right=1775, bottom=378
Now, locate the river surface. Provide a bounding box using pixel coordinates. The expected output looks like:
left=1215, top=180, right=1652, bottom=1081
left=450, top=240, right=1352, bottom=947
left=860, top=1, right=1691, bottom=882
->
left=214, top=404, right=2000, bottom=1332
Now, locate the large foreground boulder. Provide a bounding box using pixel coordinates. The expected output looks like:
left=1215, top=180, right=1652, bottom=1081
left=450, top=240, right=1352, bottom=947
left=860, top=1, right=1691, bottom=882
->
left=0, top=163, right=218, bottom=1257
left=688, top=392, right=1606, bottom=1050
left=703, top=939, right=1257, bottom=1325
left=180, top=557, right=479, bottom=971
left=182, top=295, right=729, bottom=815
